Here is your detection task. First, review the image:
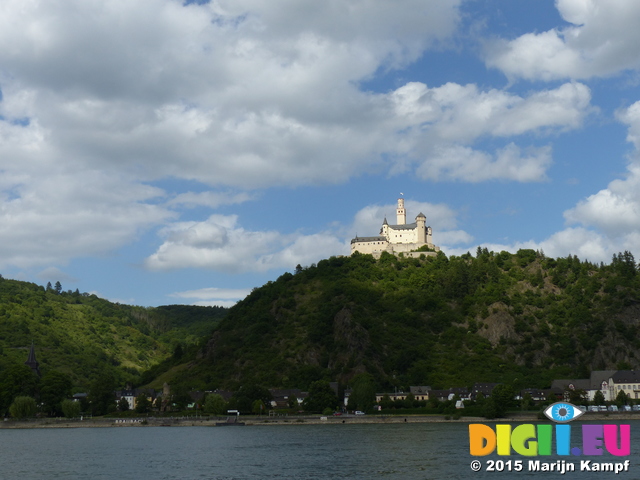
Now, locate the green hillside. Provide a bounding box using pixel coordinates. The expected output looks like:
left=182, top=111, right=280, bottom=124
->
left=0, top=277, right=227, bottom=389
left=150, top=249, right=640, bottom=392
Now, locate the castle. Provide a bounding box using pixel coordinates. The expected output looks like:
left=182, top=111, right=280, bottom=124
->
left=350, top=198, right=440, bottom=258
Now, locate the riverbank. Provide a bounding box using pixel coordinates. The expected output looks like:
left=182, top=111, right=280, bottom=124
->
left=1, top=411, right=636, bottom=429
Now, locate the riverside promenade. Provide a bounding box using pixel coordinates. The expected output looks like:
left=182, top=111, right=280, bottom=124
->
left=2, top=411, right=633, bottom=429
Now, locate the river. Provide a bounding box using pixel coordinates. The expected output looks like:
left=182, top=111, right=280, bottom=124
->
left=0, top=421, right=637, bottom=479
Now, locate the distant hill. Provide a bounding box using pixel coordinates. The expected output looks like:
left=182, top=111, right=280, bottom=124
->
left=0, top=276, right=227, bottom=388
left=146, top=249, right=640, bottom=392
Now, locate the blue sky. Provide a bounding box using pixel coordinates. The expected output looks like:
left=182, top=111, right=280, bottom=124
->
left=2, top=0, right=640, bottom=307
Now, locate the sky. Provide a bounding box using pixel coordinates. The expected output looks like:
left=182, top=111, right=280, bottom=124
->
left=2, top=0, right=640, bottom=307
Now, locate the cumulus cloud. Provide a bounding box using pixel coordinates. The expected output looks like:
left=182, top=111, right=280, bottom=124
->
left=562, top=101, right=640, bottom=245
left=166, top=191, right=253, bottom=209
left=144, top=198, right=474, bottom=273
left=0, top=0, right=599, bottom=272
left=389, top=81, right=590, bottom=181
left=0, top=170, right=172, bottom=269
left=485, top=0, right=640, bottom=80
left=450, top=100, right=640, bottom=264
left=145, top=214, right=348, bottom=273
left=451, top=227, right=609, bottom=263
left=415, top=144, right=552, bottom=183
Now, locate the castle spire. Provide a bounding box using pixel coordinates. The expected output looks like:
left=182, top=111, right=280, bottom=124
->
left=25, top=341, right=41, bottom=377
left=396, top=198, right=406, bottom=225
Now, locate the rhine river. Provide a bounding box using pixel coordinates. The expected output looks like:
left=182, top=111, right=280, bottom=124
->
left=1, top=421, right=638, bottom=479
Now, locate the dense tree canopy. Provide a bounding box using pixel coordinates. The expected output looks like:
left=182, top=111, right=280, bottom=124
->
left=150, top=249, right=640, bottom=394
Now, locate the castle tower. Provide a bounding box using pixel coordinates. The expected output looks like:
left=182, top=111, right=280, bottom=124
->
left=25, top=341, right=41, bottom=377
left=396, top=198, right=406, bottom=225
left=380, top=217, right=389, bottom=237
left=416, top=212, right=426, bottom=244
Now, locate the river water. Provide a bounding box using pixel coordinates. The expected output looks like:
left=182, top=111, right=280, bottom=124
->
left=0, top=421, right=638, bottom=479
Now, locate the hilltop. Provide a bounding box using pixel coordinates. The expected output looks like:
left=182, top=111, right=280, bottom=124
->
left=0, top=277, right=226, bottom=388
left=146, top=249, right=640, bottom=392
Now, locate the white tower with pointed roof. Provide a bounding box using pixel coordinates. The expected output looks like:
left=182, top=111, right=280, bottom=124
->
left=396, top=198, right=406, bottom=225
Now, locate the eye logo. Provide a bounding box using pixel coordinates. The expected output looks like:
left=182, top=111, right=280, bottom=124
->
left=544, top=402, right=585, bottom=423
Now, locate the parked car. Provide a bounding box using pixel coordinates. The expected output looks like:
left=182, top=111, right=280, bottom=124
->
left=599, top=405, right=608, bottom=412
left=623, top=405, right=632, bottom=411
left=354, top=411, right=365, bottom=415
left=588, top=405, right=599, bottom=412
left=608, top=405, right=618, bottom=412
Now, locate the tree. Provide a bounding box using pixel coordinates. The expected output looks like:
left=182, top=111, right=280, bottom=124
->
left=378, top=393, right=393, bottom=410
left=347, top=374, right=376, bottom=412
left=170, top=385, right=192, bottom=411
left=303, top=381, right=338, bottom=413
left=203, top=394, right=226, bottom=415
left=39, top=370, right=73, bottom=416
left=173, top=344, right=184, bottom=360
left=403, top=393, right=416, bottom=409
left=9, top=396, right=37, bottom=419
left=287, top=395, right=299, bottom=410
left=615, top=389, right=628, bottom=407
left=134, top=394, right=152, bottom=413
left=117, top=397, right=130, bottom=412
left=54, top=281, right=62, bottom=294
left=0, top=364, right=40, bottom=415
left=252, top=399, right=266, bottom=415
left=593, top=390, right=605, bottom=405
left=486, top=384, right=515, bottom=418
left=61, top=399, right=81, bottom=418
left=229, top=385, right=272, bottom=414
left=566, top=388, right=588, bottom=406
left=520, top=393, right=533, bottom=411
left=88, top=373, right=117, bottom=416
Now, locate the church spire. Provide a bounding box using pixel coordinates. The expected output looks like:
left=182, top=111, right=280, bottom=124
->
left=25, top=341, right=41, bottom=377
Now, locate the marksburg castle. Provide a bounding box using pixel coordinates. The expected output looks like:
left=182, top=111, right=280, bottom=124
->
left=350, top=198, right=440, bottom=258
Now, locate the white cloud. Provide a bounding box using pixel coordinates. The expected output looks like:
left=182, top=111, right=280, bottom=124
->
left=485, top=0, right=640, bottom=80
left=388, top=82, right=590, bottom=182
left=170, top=286, right=251, bottom=307
left=171, top=287, right=252, bottom=301
left=145, top=214, right=347, bottom=273
left=450, top=100, right=640, bottom=264
left=0, top=170, right=172, bottom=269
left=145, top=198, right=473, bottom=273
left=448, top=227, right=608, bottom=263
left=166, top=191, right=253, bottom=209
left=0, top=0, right=599, bottom=273
left=415, top=143, right=552, bottom=183
left=0, top=0, right=591, bottom=195
left=562, top=101, right=640, bottom=241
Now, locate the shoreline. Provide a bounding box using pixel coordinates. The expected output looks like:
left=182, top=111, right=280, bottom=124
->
left=0, top=412, right=635, bottom=429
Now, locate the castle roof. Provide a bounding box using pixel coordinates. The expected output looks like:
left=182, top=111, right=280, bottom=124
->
left=416, top=212, right=426, bottom=219
left=351, top=236, right=387, bottom=244
left=388, top=222, right=417, bottom=230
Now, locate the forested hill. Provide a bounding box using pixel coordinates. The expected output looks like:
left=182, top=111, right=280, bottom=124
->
left=0, top=277, right=227, bottom=388
left=152, top=249, right=640, bottom=392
